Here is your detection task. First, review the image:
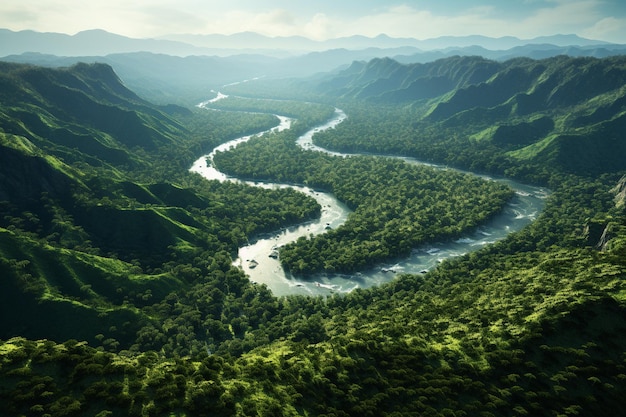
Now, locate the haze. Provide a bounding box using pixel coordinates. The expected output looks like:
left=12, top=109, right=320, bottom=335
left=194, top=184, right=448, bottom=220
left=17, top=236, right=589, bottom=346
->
left=3, top=0, right=626, bottom=43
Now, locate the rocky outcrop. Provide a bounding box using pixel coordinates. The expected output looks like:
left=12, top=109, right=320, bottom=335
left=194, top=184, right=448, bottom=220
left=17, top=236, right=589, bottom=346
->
left=596, top=223, right=615, bottom=252
left=611, top=175, right=626, bottom=209
left=583, top=176, right=626, bottom=251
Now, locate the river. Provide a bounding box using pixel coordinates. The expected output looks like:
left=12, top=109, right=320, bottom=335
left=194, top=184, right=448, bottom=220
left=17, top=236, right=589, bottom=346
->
left=190, top=106, right=548, bottom=296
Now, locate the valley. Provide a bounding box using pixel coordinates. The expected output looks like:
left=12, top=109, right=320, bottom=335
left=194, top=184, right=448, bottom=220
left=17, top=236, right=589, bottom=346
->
left=192, top=99, right=547, bottom=296
left=0, top=52, right=625, bottom=416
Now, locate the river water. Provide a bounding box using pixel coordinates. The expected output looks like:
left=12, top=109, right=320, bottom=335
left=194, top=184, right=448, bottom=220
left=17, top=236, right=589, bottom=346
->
left=190, top=106, right=548, bottom=296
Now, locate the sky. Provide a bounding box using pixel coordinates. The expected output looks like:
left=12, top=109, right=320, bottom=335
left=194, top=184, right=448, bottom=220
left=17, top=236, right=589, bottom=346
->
left=1, top=0, right=626, bottom=43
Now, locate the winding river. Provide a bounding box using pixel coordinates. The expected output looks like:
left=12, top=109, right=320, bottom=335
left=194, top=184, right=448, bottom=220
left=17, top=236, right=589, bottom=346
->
left=190, top=104, right=548, bottom=296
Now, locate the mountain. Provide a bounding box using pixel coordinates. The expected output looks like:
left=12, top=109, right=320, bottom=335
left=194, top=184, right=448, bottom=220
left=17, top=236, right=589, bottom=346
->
left=1, top=28, right=619, bottom=59
left=0, top=52, right=282, bottom=104
left=162, top=31, right=612, bottom=52
left=0, top=61, right=324, bottom=352
left=0, top=28, right=220, bottom=56
left=5, top=43, right=626, bottom=107
left=2, top=49, right=427, bottom=105
left=1, top=55, right=626, bottom=416
left=307, top=55, right=626, bottom=176
left=0, top=61, right=186, bottom=160
left=0, top=63, right=176, bottom=340
left=0, top=62, right=208, bottom=346
left=315, top=55, right=501, bottom=100
left=3, top=28, right=625, bottom=106
left=395, top=43, right=626, bottom=64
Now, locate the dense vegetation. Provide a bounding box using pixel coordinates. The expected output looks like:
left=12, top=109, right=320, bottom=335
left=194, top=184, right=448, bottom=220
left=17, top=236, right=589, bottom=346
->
left=308, top=55, right=626, bottom=180
left=1, top=55, right=626, bottom=416
left=211, top=97, right=513, bottom=273
left=0, top=62, right=323, bottom=347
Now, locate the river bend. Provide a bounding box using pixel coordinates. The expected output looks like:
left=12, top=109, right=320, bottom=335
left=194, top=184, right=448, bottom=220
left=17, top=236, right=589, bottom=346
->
left=191, top=106, right=548, bottom=296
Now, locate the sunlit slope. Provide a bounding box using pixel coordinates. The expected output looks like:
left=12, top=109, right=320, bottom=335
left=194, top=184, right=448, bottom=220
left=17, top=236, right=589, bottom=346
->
left=0, top=62, right=320, bottom=346
left=0, top=63, right=200, bottom=344
left=0, top=62, right=188, bottom=167
left=1, top=56, right=626, bottom=416
left=312, top=55, right=626, bottom=176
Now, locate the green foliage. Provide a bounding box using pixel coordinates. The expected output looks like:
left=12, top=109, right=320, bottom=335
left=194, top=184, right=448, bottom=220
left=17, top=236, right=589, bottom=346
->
left=301, top=55, right=626, bottom=179
left=210, top=96, right=513, bottom=273
left=2, top=57, right=626, bottom=416
left=206, top=95, right=335, bottom=125
left=0, top=62, right=323, bottom=350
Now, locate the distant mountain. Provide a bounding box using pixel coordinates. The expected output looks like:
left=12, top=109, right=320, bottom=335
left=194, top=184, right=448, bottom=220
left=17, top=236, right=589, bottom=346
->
left=1, top=28, right=620, bottom=59
left=314, top=56, right=501, bottom=100
left=2, top=49, right=433, bottom=104
left=162, top=31, right=612, bottom=52
left=4, top=39, right=626, bottom=107
left=3, top=28, right=625, bottom=107
left=0, top=28, right=217, bottom=56
left=0, top=52, right=284, bottom=104
left=395, top=43, right=626, bottom=64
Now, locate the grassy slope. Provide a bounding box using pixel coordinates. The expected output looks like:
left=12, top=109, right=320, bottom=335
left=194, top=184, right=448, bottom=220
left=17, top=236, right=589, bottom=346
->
left=0, top=63, right=194, bottom=346
left=0, top=62, right=319, bottom=349
left=0, top=57, right=626, bottom=416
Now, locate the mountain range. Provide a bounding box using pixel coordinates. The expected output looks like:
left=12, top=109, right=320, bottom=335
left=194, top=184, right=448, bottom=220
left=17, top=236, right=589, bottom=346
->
left=1, top=34, right=626, bottom=414
left=3, top=28, right=626, bottom=107
left=302, top=54, right=626, bottom=176
left=1, top=28, right=623, bottom=58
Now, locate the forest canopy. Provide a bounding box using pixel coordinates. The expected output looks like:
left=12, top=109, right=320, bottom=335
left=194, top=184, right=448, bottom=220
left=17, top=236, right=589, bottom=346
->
left=0, top=56, right=625, bottom=416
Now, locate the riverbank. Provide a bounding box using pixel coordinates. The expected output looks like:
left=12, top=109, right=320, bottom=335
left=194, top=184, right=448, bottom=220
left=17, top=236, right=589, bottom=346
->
left=191, top=102, right=547, bottom=296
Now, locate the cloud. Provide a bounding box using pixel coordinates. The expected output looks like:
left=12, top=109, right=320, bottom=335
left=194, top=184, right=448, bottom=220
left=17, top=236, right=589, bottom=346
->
left=0, top=1, right=132, bottom=36
left=334, top=5, right=503, bottom=39
left=328, top=1, right=625, bottom=41
left=505, top=0, right=626, bottom=41
left=519, top=1, right=600, bottom=29
left=245, top=9, right=297, bottom=34
left=135, top=6, right=207, bottom=36
left=303, top=13, right=335, bottom=40
left=582, top=16, right=626, bottom=43
left=204, top=8, right=336, bottom=40
left=0, top=0, right=623, bottom=43
left=202, top=9, right=295, bottom=37
left=0, top=9, right=39, bottom=25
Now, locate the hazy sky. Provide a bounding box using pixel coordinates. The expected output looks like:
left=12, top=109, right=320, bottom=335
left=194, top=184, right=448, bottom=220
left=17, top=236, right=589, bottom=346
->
left=2, top=0, right=625, bottom=42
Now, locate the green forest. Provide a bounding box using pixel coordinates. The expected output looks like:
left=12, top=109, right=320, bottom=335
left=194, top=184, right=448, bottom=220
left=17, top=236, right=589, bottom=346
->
left=0, top=55, right=625, bottom=416
left=211, top=97, right=513, bottom=274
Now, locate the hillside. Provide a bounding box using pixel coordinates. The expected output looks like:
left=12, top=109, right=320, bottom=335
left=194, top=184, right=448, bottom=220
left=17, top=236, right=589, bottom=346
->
left=3, top=29, right=625, bottom=105
left=0, top=61, right=188, bottom=166
left=307, top=55, right=626, bottom=177
left=0, top=62, right=322, bottom=348
left=1, top=58, right=626, bottom=416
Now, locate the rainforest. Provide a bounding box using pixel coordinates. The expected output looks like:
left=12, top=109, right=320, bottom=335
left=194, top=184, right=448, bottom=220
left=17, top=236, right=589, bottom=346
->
left=1, top=51, right=626, bottom=417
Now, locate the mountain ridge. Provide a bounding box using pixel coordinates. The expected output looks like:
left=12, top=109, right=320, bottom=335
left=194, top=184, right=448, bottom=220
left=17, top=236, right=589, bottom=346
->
left=5, top=42, right=626, bottom=107
left=1, top=27, right=619, bottom=58
left=304, top=54, right=626, bottom=176
left=1, top=51, right=626, bottom=416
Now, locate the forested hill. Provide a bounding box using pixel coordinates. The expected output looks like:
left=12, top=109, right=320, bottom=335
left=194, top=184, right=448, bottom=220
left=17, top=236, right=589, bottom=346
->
left=1, top=58, right=626, bottom=416
left=0, top=61, right=321, bottom=348
left=308, top=55, right=626, bottom=177
left=0, top=62, right=190, bottom=160
left=315, top=55, right=626, bottom=106
left=0, top=62, right=189, bottom=208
